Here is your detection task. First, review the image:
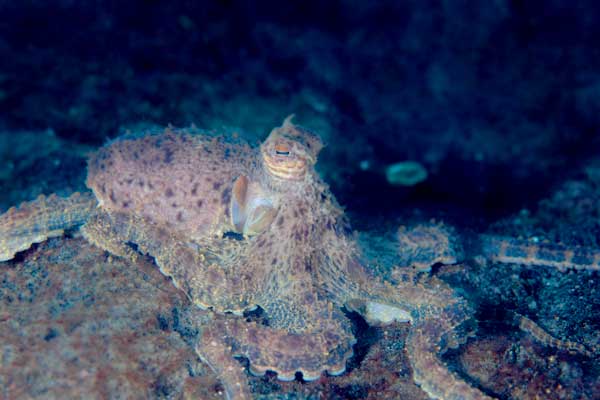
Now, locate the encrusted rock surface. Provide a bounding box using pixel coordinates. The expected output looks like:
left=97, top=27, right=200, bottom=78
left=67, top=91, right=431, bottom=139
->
left=0, top=236, right=222, bottom=399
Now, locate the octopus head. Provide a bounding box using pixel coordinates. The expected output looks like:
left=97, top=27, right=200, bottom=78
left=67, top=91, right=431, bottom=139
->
left=260, top=115, right=323, bottom=181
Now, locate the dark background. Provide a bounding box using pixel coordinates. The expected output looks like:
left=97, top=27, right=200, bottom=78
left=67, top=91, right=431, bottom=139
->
left=1, top=0, right=599, bottom=230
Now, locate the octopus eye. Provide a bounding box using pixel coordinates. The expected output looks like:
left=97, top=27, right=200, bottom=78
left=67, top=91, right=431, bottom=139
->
left=275, top=143, right=290, bottom=156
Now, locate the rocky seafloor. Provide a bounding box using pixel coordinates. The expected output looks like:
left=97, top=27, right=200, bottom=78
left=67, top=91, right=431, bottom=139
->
left=1, top=1, right=600, bottom=399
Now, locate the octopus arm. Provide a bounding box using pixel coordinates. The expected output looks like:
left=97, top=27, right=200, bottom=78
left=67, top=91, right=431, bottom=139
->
left=85, top=211, right=257, bottom=314
left=407, top=319, right=495, bottom=400
left=196, top=320, right=253, bottom=400
left=0, top=192, right=97, bottom=261
left=310, top=223, right=368, bottom=304
left=351, top=273, right=495, bottom=400
left=476, top=234, right=600, bottom=271
left=204, top=308, right=354, bottom=384
left=234, top=222, right=358, bottom=380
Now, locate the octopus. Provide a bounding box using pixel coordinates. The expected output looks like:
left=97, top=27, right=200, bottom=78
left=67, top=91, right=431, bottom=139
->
left=0, top=116, right=598, bottom=400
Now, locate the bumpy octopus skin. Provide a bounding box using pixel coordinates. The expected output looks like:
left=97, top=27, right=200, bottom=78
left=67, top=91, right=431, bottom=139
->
left=84, top=118, right=493, bottom=399
left=2, top=117, right=596, bottom=399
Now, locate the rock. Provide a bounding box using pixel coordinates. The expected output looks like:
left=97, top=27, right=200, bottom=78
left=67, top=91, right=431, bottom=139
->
left=0, top=237, right=222, bottom=399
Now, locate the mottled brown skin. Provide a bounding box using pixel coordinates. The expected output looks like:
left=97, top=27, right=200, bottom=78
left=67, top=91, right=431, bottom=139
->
left=82, top=118, right=494, bottom=399
left=1, top=118, right=597, bottom=400
left=396, top=222, right=463, bottom=271
left=87, top=128, right=258, bottom=242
